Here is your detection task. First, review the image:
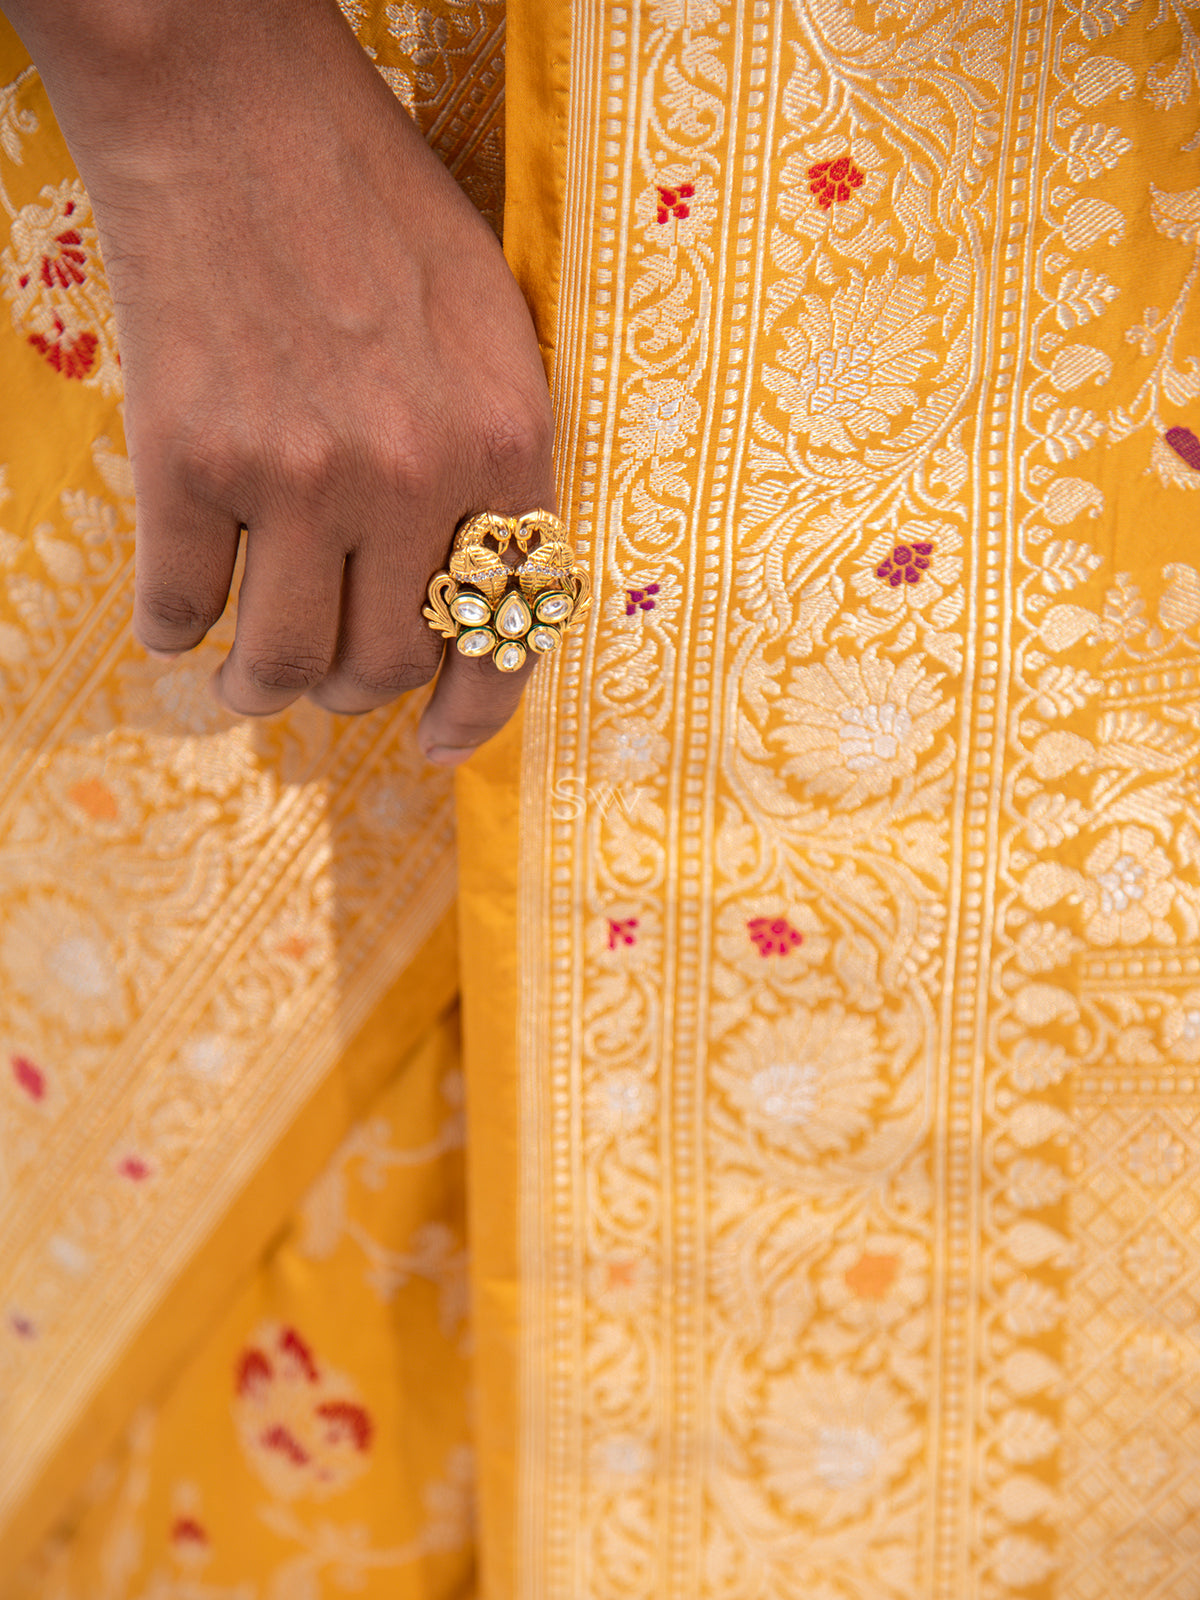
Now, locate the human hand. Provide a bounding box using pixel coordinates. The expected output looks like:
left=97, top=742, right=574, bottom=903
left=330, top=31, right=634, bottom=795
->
left=7, top=0, right=554, bottom=761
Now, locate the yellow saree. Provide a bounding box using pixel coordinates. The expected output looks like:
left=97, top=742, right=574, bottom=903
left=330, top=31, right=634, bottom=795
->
left=5, top=0, right=1200, bottom=1595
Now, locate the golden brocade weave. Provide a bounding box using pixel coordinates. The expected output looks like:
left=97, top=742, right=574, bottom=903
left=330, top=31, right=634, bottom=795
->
left=5, top=0, right=1200, bottom=1597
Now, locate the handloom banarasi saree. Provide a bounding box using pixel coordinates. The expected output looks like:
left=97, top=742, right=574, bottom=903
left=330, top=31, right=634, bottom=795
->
left=3, top=0, right=1200, bottom=1595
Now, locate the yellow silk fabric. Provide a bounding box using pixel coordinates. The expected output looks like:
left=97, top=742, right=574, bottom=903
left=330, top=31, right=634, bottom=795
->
left=7, top=1, right=1200, bottom=1598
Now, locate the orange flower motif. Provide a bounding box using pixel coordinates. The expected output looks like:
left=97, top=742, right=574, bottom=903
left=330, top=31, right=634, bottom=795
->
left=807, top=155, right=866, bottom=210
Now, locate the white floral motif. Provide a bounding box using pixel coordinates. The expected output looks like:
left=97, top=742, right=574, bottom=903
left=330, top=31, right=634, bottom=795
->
left=717, top=1007, right=882, bottom=1158
left=1117, top=1435, right=1170, bottom=1491
left=776, top=647, right=953, bottom=808
left=1080, top=825, right=1174, bottom=946
left=837, top=702, right=914, bottom=771
left=1161, top=996, right=1200, bottom=1061
left=1120, top=1331, right=1180, bottom=1389
left=0, top=895, right=127, bottom=1033
left=751, top=1061, right=818, bottom=1124
left=1123, top=1230, right=1182, bottom=1293
left=619, top=377, right=702, bottom=458
left=754, top=1367, right=920, bottom=1525
left=1122, top=1125, right=1186, bottom=1187
left=592, top=717, right=669, bottom=787
left=763, top=265, right=935, bottom=453
left=588, top=1067, right=656, bottom=1137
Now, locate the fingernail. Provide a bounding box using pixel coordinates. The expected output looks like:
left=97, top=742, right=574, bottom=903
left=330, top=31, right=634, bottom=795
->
left=144, top=646, right=182, bottom=662
left=424, top=745, right=478, bottom=767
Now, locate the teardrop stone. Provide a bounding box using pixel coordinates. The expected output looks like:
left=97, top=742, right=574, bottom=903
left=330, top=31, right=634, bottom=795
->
left=494, top=640, right=527, bottom=672
left=456, top=627, right=495, bottom=658
left=529, top=626, right=560, bottom=654
left=535, top=591, right=571, bottom=624
left=495, top=593, right=533, bottom=638
left=450, top=592, right=490, bottom=627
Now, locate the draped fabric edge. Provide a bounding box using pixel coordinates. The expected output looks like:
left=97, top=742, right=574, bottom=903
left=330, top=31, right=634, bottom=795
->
left=458, top=5, right=572, bottom=1596
left=0, top=906, right=460, bottom=1593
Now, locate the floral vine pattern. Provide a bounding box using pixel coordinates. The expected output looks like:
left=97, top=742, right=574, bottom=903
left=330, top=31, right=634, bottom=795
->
left=522, top=0, right=1200, bottom=1597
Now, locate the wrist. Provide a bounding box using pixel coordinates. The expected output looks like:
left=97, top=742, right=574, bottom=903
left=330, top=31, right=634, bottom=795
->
left=3, top=0, right=346, bottom=188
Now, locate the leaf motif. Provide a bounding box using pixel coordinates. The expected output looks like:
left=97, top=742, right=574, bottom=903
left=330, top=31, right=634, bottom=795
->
left=1162, top=360, right=1200, bottom=406
left=1043, top=405, right=1104, bottom=462
left=1064, top=122, right=1132, bottom=182
left=1150, top=183, right=1200, bottom=244
left=1039, top=538, right=1102, bottom=594
left=1054, top=267, right=1119, bottom=330
left=1034, top=662, right=1102, bottom=718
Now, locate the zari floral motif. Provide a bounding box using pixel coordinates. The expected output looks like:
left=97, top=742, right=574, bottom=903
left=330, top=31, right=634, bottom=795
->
left=0, top=178, right=119, bottom=390
left=514, top=0, right=1200, bottom=1597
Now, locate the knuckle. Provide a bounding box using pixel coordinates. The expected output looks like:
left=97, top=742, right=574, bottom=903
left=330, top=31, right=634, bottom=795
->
left=342, top=656, right=439, bottom=701
left=383, top=436, right=441, bottom=504
left=271, top=429, right=341, bottom=506
left=243, top=652, right=328, bottom=696
left=171, top=422, right=252, bottom=508
left=477, top=396, right=552, bottom=480
left=137, top=586, right=221, bottom=641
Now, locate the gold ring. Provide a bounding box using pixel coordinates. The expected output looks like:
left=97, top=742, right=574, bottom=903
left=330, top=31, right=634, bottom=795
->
left=423, top=509, right=591, bottom=673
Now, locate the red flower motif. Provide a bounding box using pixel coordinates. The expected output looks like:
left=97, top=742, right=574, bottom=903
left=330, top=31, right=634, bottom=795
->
left=316, top=1399, right=373, bottom=1453
left=625, top=583, right=660, bottom=616
left=27, top=319, right=98, bottom=380
left=747, top=916, right=803, bottom=957
left=608, top=917, right=639, bottom=950
left=279, top=1325, right=319, bottom=1382
left=876, top=541, right=934, bottom=587
left=8, top=1312, right=36, bottom=1339
left=12, top=1055, right=46, bottom=1101
left=260, top=1423, right=310, bottom=1466
left=118, top=1155, right=151, bottom=1181
left=170, top=1516, right=209, bottom=1549
left=807, top=155, right=866, bottom=210
left=39, top=224, right=88, bottom=290
left=235, top=1346, right=273, bottom=1398
left=656, top=182, right=695, bottom=225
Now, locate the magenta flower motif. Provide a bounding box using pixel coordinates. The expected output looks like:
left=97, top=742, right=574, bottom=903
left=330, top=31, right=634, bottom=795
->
left=8, top=1312, right=35, bottom=1339
left=1166, top=426, right=1200, bottom=473
left=119, top=1155, right=151, bottom=1181
left=608, top=917, right=639, bottom=950
left=747, top=916, right=803, bottom=957
left=625, top=584, right=660, bottom=616
left=876, top=542, right=933, bottom=587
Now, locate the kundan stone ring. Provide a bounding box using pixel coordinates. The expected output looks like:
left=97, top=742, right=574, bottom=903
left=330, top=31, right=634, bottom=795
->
left=423, top=509, right=591, bottom=673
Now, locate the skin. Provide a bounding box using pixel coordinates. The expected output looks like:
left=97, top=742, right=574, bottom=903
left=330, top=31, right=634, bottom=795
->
left=2, top=0, right=555, bottom=761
